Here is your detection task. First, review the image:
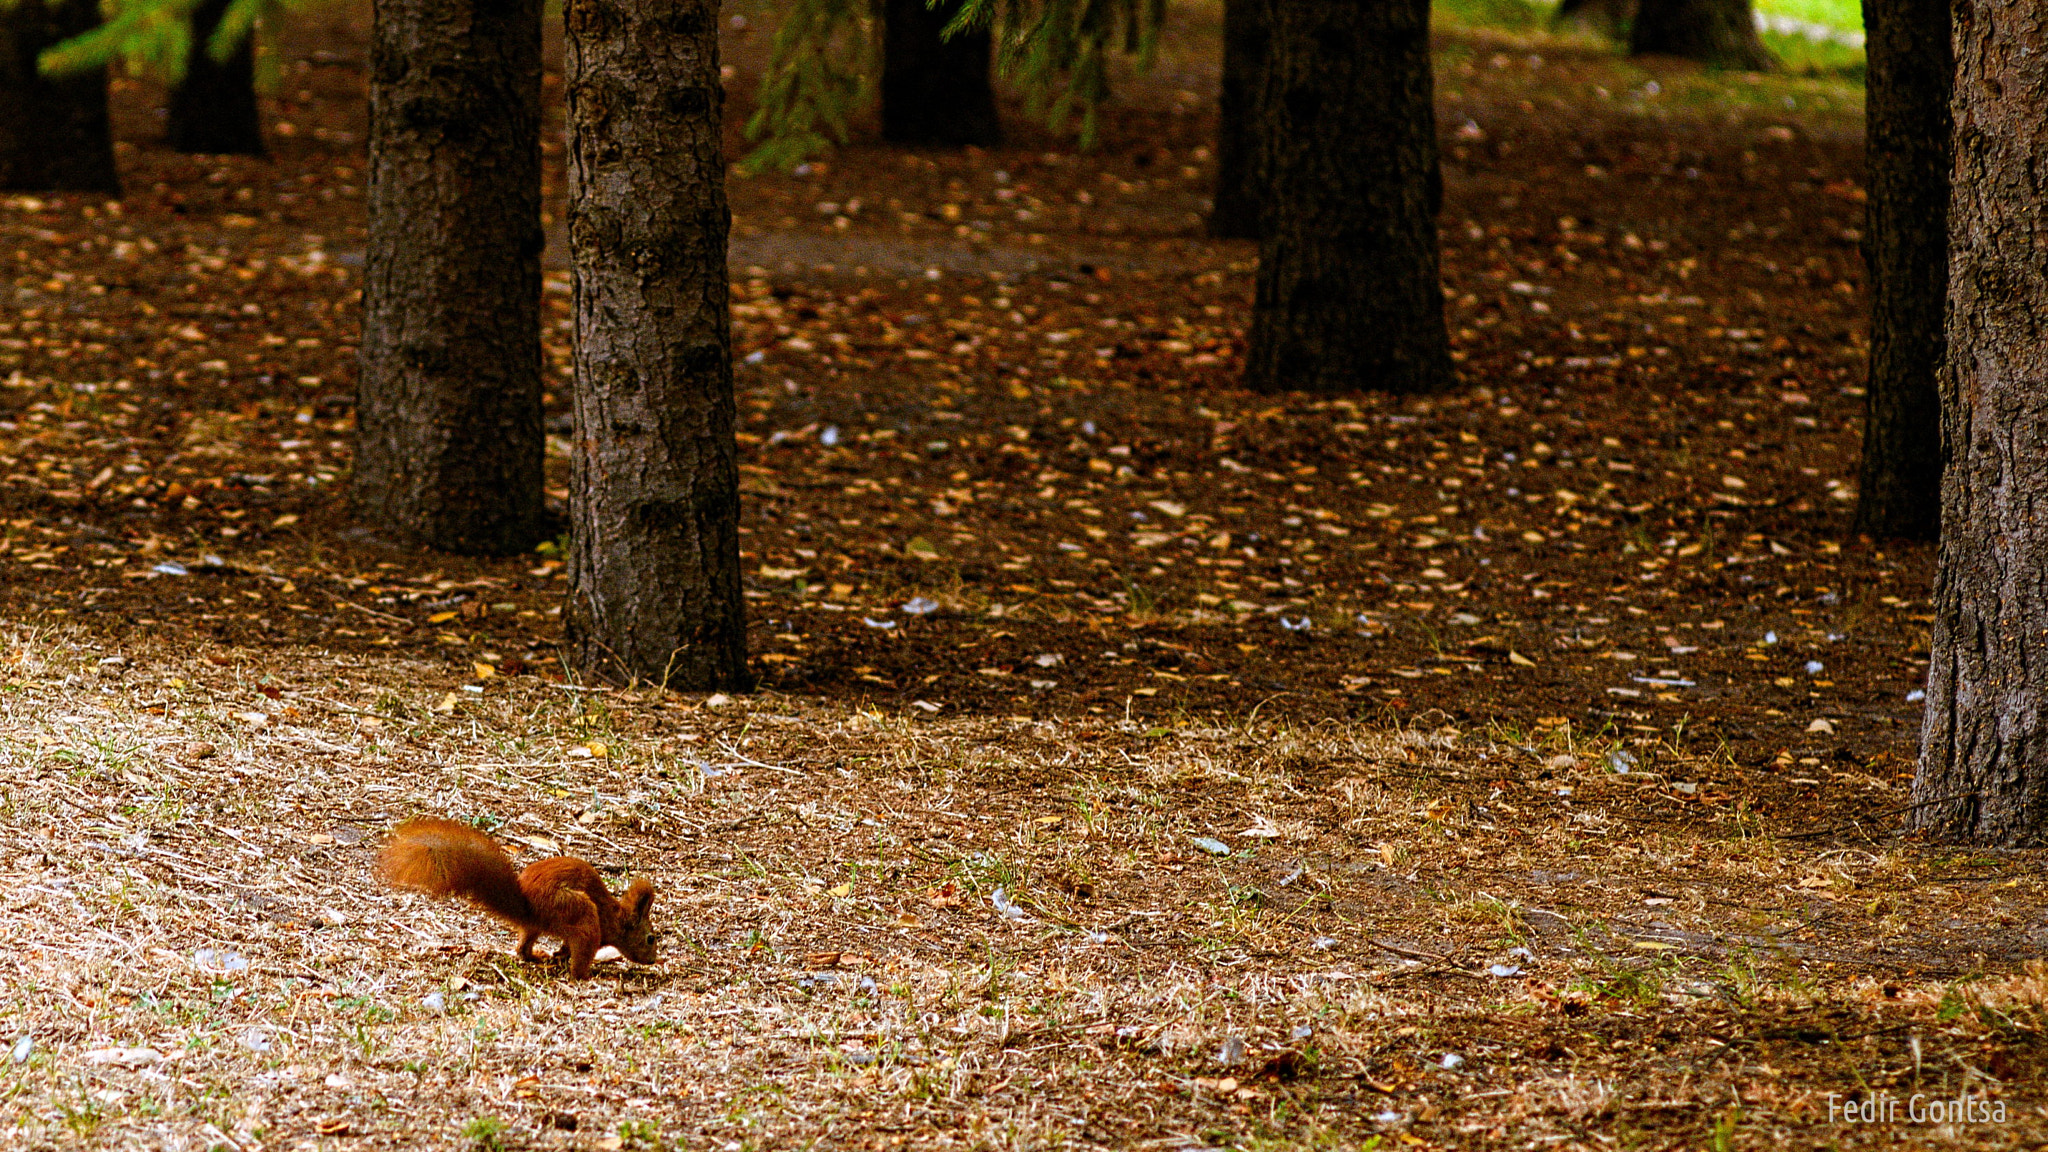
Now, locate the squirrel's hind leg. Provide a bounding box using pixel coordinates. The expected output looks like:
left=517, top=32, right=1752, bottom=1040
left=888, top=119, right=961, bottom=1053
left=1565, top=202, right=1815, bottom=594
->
left=554, top=894, right=603, bottom=979
left=517, top=928, right=548, bottom=964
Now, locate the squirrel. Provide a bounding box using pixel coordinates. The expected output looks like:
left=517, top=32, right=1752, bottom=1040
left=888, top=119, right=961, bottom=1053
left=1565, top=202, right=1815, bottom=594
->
left=378, top=818, right=659, bottom=980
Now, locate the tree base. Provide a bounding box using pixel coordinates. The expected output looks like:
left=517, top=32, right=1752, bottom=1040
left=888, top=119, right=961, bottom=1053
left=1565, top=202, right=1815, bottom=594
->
left=1242, top=0, right=1451, bottom=395
left=1629, top=0, right=1777, bottom=71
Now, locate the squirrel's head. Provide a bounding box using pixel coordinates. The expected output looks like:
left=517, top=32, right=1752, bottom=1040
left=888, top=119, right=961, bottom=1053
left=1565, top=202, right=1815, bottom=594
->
left=617, top=878, right=660, bottom=964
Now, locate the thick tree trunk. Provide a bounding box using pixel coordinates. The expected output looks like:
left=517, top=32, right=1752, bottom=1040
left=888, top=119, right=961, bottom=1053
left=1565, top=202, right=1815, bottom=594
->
left=881, top=0, right=1000, bottom=147
left=1853, top=0, right=1948, bottom=541
left=1244, top=0, right=1449, bottom=395
left=355, top=0, right=545, bottom=555
left=1207, top=0, right=1265, bottom=240
left=1554, top=0, right=1637, bottom=39
left=0, top=0, right=118, bottom=194
left=1911, top=0, right=2048, bottom=846
left=564, top=0, right=748, bottom=690
left=1630, top=0, right=1776, bottom=71
left=168, top=0, right=265, bottom=155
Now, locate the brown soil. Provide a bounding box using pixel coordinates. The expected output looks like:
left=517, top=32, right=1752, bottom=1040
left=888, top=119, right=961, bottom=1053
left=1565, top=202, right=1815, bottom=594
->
left=0, top=4, right=2040, bottom=1150
left=4, top=12, right=1916, bottom=832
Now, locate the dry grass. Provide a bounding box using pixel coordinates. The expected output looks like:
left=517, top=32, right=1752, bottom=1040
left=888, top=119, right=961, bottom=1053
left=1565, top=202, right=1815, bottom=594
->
left=0, top=625, right=2043, bottom=1150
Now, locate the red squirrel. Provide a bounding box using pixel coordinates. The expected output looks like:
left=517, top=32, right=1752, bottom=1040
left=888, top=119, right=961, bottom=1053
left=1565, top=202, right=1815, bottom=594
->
left=379, top=818, right=658, bottom=980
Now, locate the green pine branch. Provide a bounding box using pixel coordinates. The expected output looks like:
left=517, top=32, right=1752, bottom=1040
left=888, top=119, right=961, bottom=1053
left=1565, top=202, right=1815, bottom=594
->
left=744, top=0, right=1167, bottom=172
left=35, top=0, right=308, bottom=87
left=741, top=0, right=876, bottom=174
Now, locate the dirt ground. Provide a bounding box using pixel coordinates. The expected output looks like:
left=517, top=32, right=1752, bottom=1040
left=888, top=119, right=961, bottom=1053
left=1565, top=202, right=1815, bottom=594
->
left=0, top=2, right=2042, bottom=1149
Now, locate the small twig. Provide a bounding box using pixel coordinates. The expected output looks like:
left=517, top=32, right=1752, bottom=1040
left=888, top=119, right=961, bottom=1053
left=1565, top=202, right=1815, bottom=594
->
left=1777, top=792, right=1981, bottom=841
left=1370, top=938, right=1449, bottom=964
left=290, top=733, right=364, bottom=757
left=715, top=741, right=803, bottom=775
left=332, top=599, right=411, bottom=626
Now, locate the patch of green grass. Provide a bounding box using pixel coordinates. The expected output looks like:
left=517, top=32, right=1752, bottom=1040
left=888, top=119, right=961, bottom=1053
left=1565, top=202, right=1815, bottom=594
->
left=1436, top=0, right=1865, bottom=79
left=1707, top=1105, right=1743, bottom=1152
left=1440, top=0, right=1863, bottom=34
left=952, top=849, right=1024, bottom=895
left=1572, top=963, right=1667, bottom=1006
left=981, top=944, right=1015, bottom=1005
left=1759, top=0, right=1858, bottom=29
left=334, top=995, right=398, bottom=1024
left=462, top=1114, right=510, bottom=1151
left=54, top=1082, right=107, bottom=1138
left=1436, top=0, right=1553, bottom=33
left=1446, top=892, right=1529, bottom=943
left=1717, top=950, right=1769, bottom=1008
left=1119, top=574, right=1164, bottom=622
left=618, top=1118, right=669, bottom=1150
left=1761, top=31, right=1864, bottom=78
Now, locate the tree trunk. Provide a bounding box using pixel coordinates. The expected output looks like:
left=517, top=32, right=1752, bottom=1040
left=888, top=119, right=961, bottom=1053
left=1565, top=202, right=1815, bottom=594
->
left=0, top=0, right=118, bottom=194
left=1244, top=0, right=1449, bottom=395
left=1911, top=0, right=2048, bottom=846
left=881, top=0, right=1000, bottom=147
left=355, top=0, right=546, bottom=555
left=564, top=0, right=748, bottom=690
left=168, top=0, right=265, bottom=155
left=1629, top=0, right=1776, bottom=71
left=1853, top=0, right=1948, bottom=542
left=1553, top=0, right=1637, bottom=39
left=1207, top=0, right=1265, bottom=240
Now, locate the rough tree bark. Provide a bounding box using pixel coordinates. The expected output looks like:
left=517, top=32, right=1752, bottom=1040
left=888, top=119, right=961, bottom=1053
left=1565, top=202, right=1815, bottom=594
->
left=355, top=0, right=546, bottom=555
left=1244, top=0, right=1449, bottom=395
left=1853, top=0, right=1948, bottom=541
left=881, top=0, right=1000, bottom=147
left=169, top=0, right=265, bottom=155
left=564, top=0, right=748, bottom=690
left=0, top=0, right=119, bottom=194
left=1911, top=0, right=2048, bottom=846
left=1630, top=0, right=1776, bottom=71
left=1207, top=0, right=1265, bottom=240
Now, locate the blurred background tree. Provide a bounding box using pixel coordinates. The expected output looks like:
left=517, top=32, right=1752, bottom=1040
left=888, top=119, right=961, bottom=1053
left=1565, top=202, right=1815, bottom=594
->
left=37, top=0, right=306, bottom=155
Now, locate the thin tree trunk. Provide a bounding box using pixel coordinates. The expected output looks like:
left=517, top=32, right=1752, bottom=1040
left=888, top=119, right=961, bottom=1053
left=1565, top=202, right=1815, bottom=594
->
left=356, top=0, right=545, bottom=555
left=565, top=0, right=748, bottom=690
left=0, top=0, right=119, bottom=194
left=1630, top=0, right=1776, bottom=71
left=1244, top=0, right=1449, bottom=395
left=1911, top=0, right=2048, bottom=846
left=1207, top=0, right=1264, bottom=240
left=169, top=0, right=265, bottom=155
left=1853, top=0, right=1948, bottom=541
left=881, top=0, right=1000, bottom=147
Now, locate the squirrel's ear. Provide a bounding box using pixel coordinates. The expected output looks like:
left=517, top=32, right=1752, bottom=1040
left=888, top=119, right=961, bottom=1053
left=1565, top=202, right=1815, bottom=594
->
left=626, top=878, right=654, bottom=919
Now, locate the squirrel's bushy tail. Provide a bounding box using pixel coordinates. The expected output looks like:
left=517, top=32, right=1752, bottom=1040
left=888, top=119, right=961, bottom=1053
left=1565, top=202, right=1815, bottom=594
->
left=379, top=818, right=534, bottom=927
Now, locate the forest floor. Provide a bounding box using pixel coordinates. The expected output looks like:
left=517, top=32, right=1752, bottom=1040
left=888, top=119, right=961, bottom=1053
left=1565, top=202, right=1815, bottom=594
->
left=1, top=1, right=2044, bottom=1149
